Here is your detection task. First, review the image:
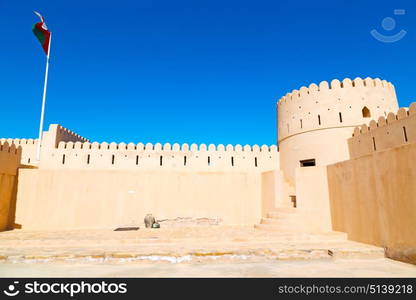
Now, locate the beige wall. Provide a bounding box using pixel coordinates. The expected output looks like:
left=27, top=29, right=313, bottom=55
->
left=277, top=77, right=398, bottom=185
left=15, top=169, right=264, bottom=229
left=327, top=142, right=416, bottom=263
left=0, top=142, right=21, bottom=231
left=40, top=142, right=279, bottom=172
left=0, top=138, right=38, bottom=166
left=279, top=127, right=353, bottom=184
left=349, top=103, right=416, bottom=159
left=294, top=166, right=332, bottom=232
left=41, top=124, right=89, bottom=150
left=261, top=170, right=278, bottom=216
left=0, top=124, right=88, bottom=166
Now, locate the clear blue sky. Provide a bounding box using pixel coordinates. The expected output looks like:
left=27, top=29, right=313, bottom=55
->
left=1, top=0, right=415, bottom=145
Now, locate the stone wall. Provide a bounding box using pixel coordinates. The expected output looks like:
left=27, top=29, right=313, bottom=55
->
left=0, top=142, right=21, bottom=231
left=15, top=169, right=267, bottom=229
left=40, top=142, right=278, bottom=172
left=349, top=103, right=416, bottom=159
left=327, top=142, right=416, bottom=264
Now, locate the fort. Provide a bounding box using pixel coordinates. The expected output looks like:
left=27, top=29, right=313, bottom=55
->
left=0, top=77, right=415, bottom=265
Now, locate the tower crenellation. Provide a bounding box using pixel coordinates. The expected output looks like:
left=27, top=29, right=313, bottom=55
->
left=277, top=77, right=397, bottom=143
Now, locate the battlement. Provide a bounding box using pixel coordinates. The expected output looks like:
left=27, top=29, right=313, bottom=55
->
left=278, top=77, right=394, bottom=104
left=0, top=138, right=38, bottom=145
left=57, top=141, right=277, bottom=152
left=0, top=124, right=89, bottom=165
left=0, top=141, right=22, bottom=176
left=40, top=141, right=278, bottom=171
left=348, top=102, right=416, bottom=158
left=44, top=124, right=89, bottom=148
left=277, top=77, right=398, bottom=143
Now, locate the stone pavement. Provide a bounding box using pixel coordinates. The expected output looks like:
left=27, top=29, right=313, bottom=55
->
left=0, top=226, right=414, bottom=277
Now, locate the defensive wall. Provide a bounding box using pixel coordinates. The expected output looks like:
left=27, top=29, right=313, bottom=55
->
left=15, top=169, right=265, bottom=229
left=8, top=125, right=279, bottom=229
left=277, top=77, right=398, bottom=185
left=0, top=124, right=89, bottom=166
left=348, top=103, right=416, bottom=158
left=0, top=142, right=21, bottom=231
left=39, top=141, right=278, bottom=172
left=327, top=104, right=416, bottom=264
left=3, top=77, right=415, bottom=246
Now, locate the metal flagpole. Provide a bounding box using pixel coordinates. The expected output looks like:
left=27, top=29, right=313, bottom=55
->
left=36, top=33, right=52, bottom=161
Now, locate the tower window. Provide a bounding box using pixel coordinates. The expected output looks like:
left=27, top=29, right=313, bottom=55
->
left=300, top=159, right=316, bottom=167
left=318, top=115, right=321, bottom=125
left=300, top=119, right=303, bottom=128
left=339, top=112, right=343, bottom=123
left=362, top=106, right=371, bottom=118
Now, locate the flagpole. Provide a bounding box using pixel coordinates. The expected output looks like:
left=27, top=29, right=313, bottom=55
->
left=36, top=33, right=52, bottom=161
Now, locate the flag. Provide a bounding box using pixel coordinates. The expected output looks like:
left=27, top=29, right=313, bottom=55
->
left=32, top=11, right=51, bottom=56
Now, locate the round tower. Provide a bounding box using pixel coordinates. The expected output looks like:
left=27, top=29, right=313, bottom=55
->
left=277, top=77, right=399, bottom=185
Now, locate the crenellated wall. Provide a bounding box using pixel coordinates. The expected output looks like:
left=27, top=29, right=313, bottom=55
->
left=39, top=142, right=278, bottom=171
left=277, top=77, right=399, bottom=186
left=41, top=124, right=89, bottom=150
left=0, top=138, right=37, bottom=166
left=0, top=142, right=21, bottom=231
left=348, top=103, right=416, bottom=159
left=0, top=124, right=88, bottom=166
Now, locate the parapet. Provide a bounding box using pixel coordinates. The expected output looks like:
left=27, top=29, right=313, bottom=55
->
left=42, top=124, right=89, bottom=149
left=348, top=102, right=416, bottom=158
left=40, top=141, right=279, bottom=171
left=277, top=77, right=398, bottom=143
left=0, top=141, right=22, bottom=176
left=0, top=124, right=89, bottom=165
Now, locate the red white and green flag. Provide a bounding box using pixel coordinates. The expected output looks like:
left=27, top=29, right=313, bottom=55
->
left=32, top=11, right=51, bottom=56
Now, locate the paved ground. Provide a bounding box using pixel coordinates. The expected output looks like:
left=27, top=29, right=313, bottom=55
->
left=1, top=258, right=416, bottom=277
left=0, top=226, right=415, bottom=277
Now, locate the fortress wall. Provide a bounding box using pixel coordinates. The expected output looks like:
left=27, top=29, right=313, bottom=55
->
left=41, top=124, right=89, bottom=149
left=15, top=169, right=263, bottom=229
left=0, top=142, right=21, bottom=231
left=39, top=142, right=279, bottom=172
left=0, top=138, right=37, bottom=166
left=0, top=124, right=88, bottom=166
left=295, top=166, right=332, bottom=232
left=327, top=141, right=416, bottom=264
left=348, top=103, right=416, bottom=158
left=277, top=77, right=398, bottom=185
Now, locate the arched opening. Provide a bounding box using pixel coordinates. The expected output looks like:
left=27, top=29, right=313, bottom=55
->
left=362, top=106, right=371, bottom=118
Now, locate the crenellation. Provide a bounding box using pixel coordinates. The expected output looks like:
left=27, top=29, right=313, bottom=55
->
left=38, top=139, right=278, bottom=171
left=0, top=141, right=22, bottom=177
left=349, top=103, right=416, bottom=158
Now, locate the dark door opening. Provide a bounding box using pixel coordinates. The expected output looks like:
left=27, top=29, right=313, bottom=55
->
left=300, top=159, right=316, bottom=167
left=290, top=195, right=297, bottom=208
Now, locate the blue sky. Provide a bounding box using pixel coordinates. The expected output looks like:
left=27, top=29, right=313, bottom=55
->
left=1, top=0, right=415, bottom=145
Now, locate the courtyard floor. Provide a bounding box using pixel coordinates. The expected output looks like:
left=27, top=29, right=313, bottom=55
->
left=0, top=226, right=415, bottom=277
